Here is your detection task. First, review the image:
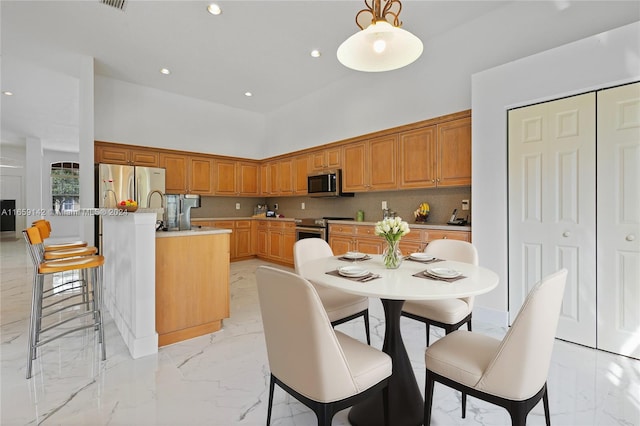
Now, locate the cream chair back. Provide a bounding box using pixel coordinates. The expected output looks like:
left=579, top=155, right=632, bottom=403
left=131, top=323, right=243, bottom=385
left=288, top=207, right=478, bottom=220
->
left=256, top=266, right=359, bottom=403
left=294, top=238, right=334, bottom=277
left=424, top=239, right=478, bottom=265
left=425, top=239, right=478, bottom=308
left=476, top=269, right=568, bottom=400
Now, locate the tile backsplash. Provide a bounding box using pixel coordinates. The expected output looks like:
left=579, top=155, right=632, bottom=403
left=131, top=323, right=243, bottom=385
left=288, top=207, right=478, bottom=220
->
left=192, top=187, right=471, bottom=225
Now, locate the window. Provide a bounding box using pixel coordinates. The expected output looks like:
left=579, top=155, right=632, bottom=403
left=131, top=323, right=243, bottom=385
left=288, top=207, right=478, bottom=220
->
left=51, top=162, right=79, bottom=214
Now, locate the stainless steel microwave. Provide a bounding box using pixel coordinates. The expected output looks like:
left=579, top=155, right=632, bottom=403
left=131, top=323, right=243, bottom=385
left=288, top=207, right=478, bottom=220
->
left=307, top=170, right=353, bottom=197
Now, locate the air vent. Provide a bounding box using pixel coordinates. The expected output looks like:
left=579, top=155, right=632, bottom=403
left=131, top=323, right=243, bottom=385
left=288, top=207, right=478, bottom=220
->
left=100, top=0, right=126, bottom=11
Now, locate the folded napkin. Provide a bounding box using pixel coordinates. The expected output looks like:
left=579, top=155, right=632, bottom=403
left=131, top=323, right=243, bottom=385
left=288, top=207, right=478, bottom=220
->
left=338, top=255, right=372, bottom=262
left=412, top=270, right=466, bottom=283
left=405, top=257, right=444, bottom=264
left=325, top=269, right=381, bottom=282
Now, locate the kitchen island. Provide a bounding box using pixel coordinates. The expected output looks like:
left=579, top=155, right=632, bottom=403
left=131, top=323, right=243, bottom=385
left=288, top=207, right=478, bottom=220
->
left=156, top=228, right=231, bottom=346
left=102, top=213, right=231, bottom=357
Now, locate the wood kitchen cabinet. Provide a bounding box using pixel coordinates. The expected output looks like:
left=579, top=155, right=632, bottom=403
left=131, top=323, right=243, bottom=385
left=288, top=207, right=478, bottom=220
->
left=329, top=224, right=384, bottom=255
left=256, top=220, right=296, bottom=266
left=160, top=153, right=214, bottom=195
left=437, top=117, right=472, bottom=187
left=261, top=159, right=293, bottom=196
left=201, top=220, right=254, bottom=261
left=310, top=147, right=341, bottom=171
left=398, top=116, right=471, bottom=189
left=342, top=135, right=398, bottom=192
left=95, top=142, right=159, bottom=167
left=155, top=232, right=230, bottom=347
left=215, top=159, right=259, bottom=196
left=292, top=155, right=309, bottom=195
left=330, top=223, right=470, bottom=256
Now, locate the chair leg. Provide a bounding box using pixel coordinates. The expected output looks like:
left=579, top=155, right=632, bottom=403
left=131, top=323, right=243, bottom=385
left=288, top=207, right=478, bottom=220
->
left=316, top=404, right=332, bottom=426
left=467, top=318, right=472, bottom=332
left=363, top=310, right=371, bottom=345
left=508, top=402, right=528, bottom=426
left=462, top=392, right=467, bottom=418
left=543, top=385, right=551, bottom=426
left=26, top=274, right=42, bottom=379
left=266, top=374, right=275, bottom=426
left=424, top=370, right=435, bottom=425
left=426, top=324, right=431, bottom=346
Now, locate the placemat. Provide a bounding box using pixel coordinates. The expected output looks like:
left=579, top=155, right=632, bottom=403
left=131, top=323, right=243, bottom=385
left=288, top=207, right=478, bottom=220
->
left=412, top=270, right=466, bottom=283
left=325, top=269, right=381, bottom=282
left=404, top=257, right=444, bottom=264
left=338, top=255, right=372, bottom=262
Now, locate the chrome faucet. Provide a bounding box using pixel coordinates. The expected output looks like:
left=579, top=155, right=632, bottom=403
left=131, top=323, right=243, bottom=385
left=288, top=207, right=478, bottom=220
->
left=104, top=189, right=118, bottom=208
left=147, top=190, right=166, bottom=223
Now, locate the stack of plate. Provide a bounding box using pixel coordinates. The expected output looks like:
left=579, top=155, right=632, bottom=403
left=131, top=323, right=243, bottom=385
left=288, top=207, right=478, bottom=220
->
left=409, top=252, right=435, bottom=262
left=344, top=251, right=367, bottom=260
left=338, top=266, right=370, bottom=278
left=424, top=267, right=461, bottom=279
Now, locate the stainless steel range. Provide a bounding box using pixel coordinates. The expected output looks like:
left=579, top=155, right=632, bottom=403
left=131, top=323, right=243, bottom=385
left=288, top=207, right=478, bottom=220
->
left=295, top=217, right=353, bottom=241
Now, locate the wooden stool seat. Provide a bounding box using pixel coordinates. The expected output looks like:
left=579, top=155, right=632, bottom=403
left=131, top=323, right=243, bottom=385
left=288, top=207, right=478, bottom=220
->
left=44, top=241, right=88, bottom=251
left=39, top=255, right=105, bottom=274
left=43, top=246, right=97, bottom=260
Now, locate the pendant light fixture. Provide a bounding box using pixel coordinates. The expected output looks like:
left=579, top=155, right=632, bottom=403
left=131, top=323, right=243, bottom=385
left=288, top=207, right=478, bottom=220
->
left=337, top=0, right=423, bottom=72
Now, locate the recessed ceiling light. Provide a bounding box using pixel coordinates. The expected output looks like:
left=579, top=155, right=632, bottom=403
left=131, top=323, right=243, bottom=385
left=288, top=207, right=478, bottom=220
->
left=207, top=3, right=222, bottom=15
left=310, top=50, right=321, bottom=58
left=160, top=68, right=171, bottom=75
left=2, top=91, right=14, bottom=96
left=244, top=92, right=253, bottom=97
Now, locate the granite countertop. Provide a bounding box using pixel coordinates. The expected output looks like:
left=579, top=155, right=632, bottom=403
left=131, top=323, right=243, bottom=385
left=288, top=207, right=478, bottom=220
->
left=191, top=217, right=470, bottom=231
left=155, top=226, right=232, bottom=238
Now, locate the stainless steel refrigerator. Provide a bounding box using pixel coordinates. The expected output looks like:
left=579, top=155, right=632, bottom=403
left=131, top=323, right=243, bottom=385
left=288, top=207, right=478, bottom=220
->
left=95, top=164, right=166, bottom=252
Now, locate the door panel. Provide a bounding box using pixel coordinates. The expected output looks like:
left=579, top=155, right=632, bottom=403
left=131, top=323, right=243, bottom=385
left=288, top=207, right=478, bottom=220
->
left=597, top=82, right=640, bottom=359
left=508, top=92, right=597, bottom=348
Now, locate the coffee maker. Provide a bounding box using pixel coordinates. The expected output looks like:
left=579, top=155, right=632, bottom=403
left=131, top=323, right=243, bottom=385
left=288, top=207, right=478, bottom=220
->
left=164, top=194, right=201, bottom=231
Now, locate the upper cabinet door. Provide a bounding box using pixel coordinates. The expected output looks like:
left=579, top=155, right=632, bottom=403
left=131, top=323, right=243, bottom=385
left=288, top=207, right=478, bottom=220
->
left=189, top=156, right=214, bottom=195
left=237, top=162, right=259, bottom=196
left=214, top=160, right=237, bottom=195
left=399, top=126, right=437, bottom=188
left=342, top=142, right=367, bottom=192
left=437, top=117, right=471, bottom=187
left=368, top=134, right=397, bottom=190
left=160, top=153, right=188, bottom=193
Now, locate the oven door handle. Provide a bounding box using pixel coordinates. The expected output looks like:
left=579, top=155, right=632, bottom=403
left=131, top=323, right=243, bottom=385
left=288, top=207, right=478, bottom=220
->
left=295, top=226, right=325, bottom=232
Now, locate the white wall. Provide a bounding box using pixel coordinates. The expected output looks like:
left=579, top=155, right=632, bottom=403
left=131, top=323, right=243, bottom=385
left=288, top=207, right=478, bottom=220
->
left=94, top=76, right=266, bottom=159
left=262, top=2, right=640, bottom=158
left=472, top=22, right=640, bottom=323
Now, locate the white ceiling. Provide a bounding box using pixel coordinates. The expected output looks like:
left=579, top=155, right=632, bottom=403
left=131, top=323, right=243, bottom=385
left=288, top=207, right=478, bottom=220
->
left=1, top=0, right=639, bottom=153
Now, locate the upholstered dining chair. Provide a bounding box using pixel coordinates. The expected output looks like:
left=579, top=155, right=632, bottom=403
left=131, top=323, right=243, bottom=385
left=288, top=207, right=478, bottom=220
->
left=401, top=239, right=479, bottom=345
left=293, top=238, right=371, bottom=345
left=424, top=268, right=568, bottom=426
left=256, top=266, right=391, bottom=426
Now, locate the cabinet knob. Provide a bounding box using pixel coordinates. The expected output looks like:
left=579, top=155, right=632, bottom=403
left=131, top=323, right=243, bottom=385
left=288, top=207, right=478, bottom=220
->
left=431, top=179, right=436, bottom=183
left=563, top=231, right=570, bottom=237
left=626, top=234, right=636, bottom=242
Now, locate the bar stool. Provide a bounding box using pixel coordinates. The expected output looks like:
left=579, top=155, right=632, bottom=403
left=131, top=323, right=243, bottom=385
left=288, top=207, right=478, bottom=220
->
left=32, top=222, right=98, bottom=312
left=32, top=219, right=88, bottom=251
left=23, top=226, right=106, bottom=379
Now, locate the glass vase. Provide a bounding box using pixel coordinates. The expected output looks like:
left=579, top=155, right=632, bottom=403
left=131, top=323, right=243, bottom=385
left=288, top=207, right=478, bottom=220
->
left=383, top=240, right=403, bottom=269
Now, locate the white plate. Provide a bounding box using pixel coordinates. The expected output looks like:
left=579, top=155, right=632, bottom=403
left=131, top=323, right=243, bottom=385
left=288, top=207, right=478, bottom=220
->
left=425, top=267, right=461, bottom=278
left=410, top=252, right=435, bottom=261
left=344, top=251, right=367, bottom=260
left=338, top=266, right=370, bottom=278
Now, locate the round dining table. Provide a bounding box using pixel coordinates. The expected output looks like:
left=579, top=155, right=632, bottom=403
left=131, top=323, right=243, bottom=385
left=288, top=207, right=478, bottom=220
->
left=301, top=254, right=499, bottom=426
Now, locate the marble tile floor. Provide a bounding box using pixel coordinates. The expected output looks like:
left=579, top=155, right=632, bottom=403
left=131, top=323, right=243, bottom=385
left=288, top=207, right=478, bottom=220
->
left=1, top=238, right=639, bottom=425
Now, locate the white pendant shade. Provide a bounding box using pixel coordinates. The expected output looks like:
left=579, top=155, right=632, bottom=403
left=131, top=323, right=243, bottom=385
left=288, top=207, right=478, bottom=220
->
left=337, top=20, right=423, bottom=72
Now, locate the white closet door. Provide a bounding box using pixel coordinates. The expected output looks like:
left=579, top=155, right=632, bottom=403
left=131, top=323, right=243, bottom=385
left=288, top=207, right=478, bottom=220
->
left=597, top=82, right=640, bottom=360
left=508, top=93, right=597, bottom=347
